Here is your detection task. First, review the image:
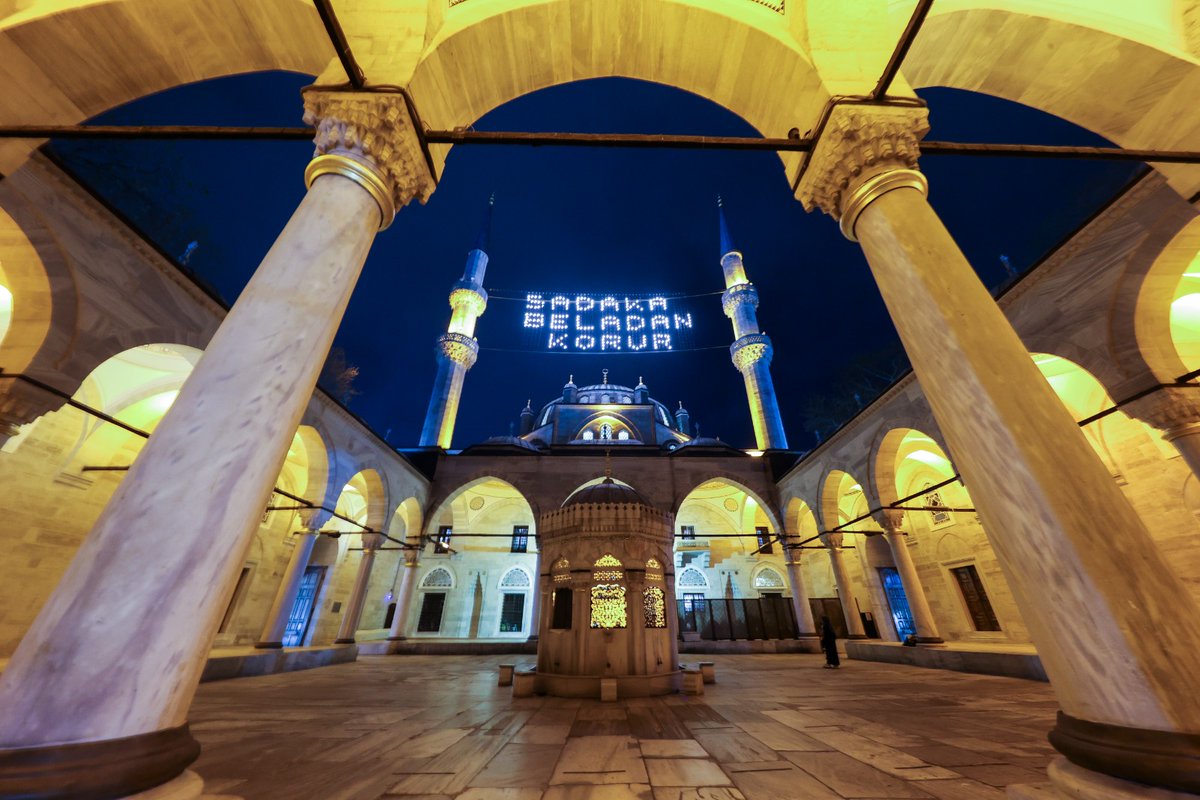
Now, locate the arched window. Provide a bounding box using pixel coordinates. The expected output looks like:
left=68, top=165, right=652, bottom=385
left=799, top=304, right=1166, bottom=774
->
left=601, top=394, right=611, bottom=403
left=753, top=568, right=786, bottom=591
left=618, top=430, right=630, bottom=440
left=677, top=567, right=708, bottom=589
left=422, top=567, right=454, bottom=588
left=498, top=568, right=529, bottom=633
left=583, top=430, right=594, bottom=441
left=599, top=423, right=613, bottom=440
left=580, top=395, right=591, bottom=403
left=621, top=395, right=631, bottom=403
left=500, top=568, right=531, bottom=589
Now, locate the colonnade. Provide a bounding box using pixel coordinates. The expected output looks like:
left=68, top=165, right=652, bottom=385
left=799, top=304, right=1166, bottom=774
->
left=0, top=94, right=1196, bottom=800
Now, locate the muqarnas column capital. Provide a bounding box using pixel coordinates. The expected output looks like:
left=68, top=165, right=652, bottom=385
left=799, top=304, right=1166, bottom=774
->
left=730, top=333, right=773, bottom=373
left=721, top=282, right=759, bottom=318
left=302, top=90, right=436, bottom=227
left=436, top=332, right=479, bottom=369
left=796, top=104, right=930, bottom=238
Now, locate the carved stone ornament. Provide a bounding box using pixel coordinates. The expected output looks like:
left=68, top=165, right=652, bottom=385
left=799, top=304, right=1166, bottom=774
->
left=302, top=91, right=436, bottom=210
left=819, top=532, right=844, bottom=550
left=437, top=331, right=480, bottom=369
left=720, top=282, right=759, bottom=318
left=796, top=104, right=930, bottom=219
left=1125, top=386, right=1200, bottom=437
left=730, top=333, right=773, bottom=372
left=873, top=509, right=905, bottom=534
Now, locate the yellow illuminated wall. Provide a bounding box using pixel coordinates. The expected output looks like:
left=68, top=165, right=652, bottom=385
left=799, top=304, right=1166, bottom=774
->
left=1170, top=254, right=1200, bottom=372
left=0, top=284, right=12, bottom=350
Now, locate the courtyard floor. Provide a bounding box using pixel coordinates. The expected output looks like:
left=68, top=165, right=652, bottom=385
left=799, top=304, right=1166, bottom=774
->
left=189, top=653, right=1060, bottom=800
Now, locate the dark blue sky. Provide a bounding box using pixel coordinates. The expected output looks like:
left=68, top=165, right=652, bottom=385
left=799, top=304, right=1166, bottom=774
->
left=51, top=73, right=1141, bottom=450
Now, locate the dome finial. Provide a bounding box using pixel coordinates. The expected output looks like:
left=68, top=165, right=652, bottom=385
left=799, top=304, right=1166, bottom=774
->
left=602, top=368, right=609, bottom=385
left=604, top=448, right=613, bottom=481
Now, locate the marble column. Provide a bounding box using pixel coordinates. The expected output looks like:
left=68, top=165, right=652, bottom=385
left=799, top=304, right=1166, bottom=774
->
left=875, top=511, right=942, bottom=643
left=0, top=91, right=435, bottom=799
left=256, top=527, right=321, bottom=649
left=797, top=104, right=1200, bottom=797
left=783, top=540, right=818, bottom=637
left=386, top=556, right=420, bottom=644
left=1126, top=386, right=1200, bottom=478
left=334, top=533, right=383, bottom=644
left=819, top=533, right=866, bottom=639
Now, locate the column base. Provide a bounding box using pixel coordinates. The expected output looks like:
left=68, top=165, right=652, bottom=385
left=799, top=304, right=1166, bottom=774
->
left=1007, top=756, right=1200, bottom=800
left=333, top=638, right=356, bottom=644
left=1047, top=711, right=1200, bottom=794
left=121, top=769, right=209, bottom=799
left=253, top=641, right=283, bottom=649
left=0, top=723, right=200, bottom=799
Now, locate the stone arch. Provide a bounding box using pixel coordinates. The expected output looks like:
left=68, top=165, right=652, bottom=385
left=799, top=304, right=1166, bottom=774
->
left=1127, top=215, right=1200, bottom=382
left=424, top=471, right=542, bottom=523
left=50, top=343, right=202, bottom=473
left=871, top=425, right=973, bottom=532
left=783, top=496, right=819, bottom=538
left=818, top=468, right=875, bottom=533
left=388, top=496, right=424, bottom=548
left=903, top=5, right=1200, bottom=199
left=561, top=476, right=640, bottom=507
left=672, top=474, right=782, bottom=532
left=0, top=197, right=73, bottom=378
left=0, top=1, right=329, bottom=171
left=423, top=475, right=537, bottom=558
left=406, top=0, right=828, bottom=181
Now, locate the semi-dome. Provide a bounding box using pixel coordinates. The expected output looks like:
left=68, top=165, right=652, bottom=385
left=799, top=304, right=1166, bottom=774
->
left=562, top=477, right=651, bottom=508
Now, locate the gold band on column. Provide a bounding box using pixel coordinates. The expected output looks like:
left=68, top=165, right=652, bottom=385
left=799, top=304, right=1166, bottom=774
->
left=839, top=168, right=928, bottom=242
left=304, top=154, right=396, bottom=231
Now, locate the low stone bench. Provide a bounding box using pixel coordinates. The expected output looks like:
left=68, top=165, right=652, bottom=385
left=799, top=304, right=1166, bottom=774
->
left=699, top=661, right=716, bottom=684
left=498, top=664, right=515, bottom=686
left=681, top=666, right=704, bottom=696
left=600, top=677, right=618, bottom=702
left=512, top=666, right=537, bottom=698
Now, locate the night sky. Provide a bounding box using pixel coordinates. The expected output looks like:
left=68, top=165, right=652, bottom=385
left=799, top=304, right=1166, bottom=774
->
left=51, top=73, right=1142, bottom=450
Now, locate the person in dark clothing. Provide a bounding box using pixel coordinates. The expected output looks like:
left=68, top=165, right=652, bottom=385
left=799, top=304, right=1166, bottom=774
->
left=821, top=616, right=840, bottom=668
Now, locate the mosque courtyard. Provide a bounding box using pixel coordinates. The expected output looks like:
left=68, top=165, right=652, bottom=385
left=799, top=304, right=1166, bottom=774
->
left=187, top=654, right=1057, bottom=800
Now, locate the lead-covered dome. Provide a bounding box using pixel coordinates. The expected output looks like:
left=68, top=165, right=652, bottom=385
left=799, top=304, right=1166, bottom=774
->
left=563, top=477, right=651, bottom=508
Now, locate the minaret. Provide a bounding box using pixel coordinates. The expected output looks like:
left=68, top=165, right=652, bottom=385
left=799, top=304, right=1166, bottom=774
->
left=675, top=401, right=691, bottom=436
left=519, top=399, right=535, bottom=435
left=419, top=196, right=493, bottom=448
left=718, top=197, right=788, bottom=449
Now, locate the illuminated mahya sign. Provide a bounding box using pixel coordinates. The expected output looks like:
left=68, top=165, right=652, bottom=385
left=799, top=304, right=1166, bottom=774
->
left=522, top=293, right=694, bottom=351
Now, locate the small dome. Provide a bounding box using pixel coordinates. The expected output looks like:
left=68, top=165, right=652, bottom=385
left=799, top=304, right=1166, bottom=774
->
left=563, top=477, right=651, bottom=508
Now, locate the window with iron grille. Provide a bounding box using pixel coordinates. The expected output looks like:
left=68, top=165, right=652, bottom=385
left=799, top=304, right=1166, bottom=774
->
left=434, top=525, right=452, bottom=554
left=951, top=564, right=1002, bottom=632
left=499, top=592, right=525, bottom=632
left=511, top=525, right=529, bottom=553
left=755, top=527, right=774, bottom=554
left=681, top=525, right=696, bottom=540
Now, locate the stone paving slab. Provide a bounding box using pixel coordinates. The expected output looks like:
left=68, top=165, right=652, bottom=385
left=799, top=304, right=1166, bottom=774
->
left=187, top=654, right=1058, bottom=799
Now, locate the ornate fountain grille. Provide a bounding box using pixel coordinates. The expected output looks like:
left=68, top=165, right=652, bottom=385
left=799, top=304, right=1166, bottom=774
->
left=590, top=584, right=627, bottom=628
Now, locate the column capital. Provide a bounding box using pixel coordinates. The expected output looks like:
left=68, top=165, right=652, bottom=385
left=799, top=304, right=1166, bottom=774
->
left=818, top=532, right=844, bottom=550
left=1124, top=386, right=1200, bottom=440
left=302, top=90, right=436, bottom=229
left=436, top=331, right=480, bottom=368
left=361, top=532, right=385, bottom=551
left=872, top=509, right=906, bottom=535
left=297, top=507, right=331, bottom=531
left=0, top=377, right=63, bottom=438
left=796, top=104, right=930, bottom=240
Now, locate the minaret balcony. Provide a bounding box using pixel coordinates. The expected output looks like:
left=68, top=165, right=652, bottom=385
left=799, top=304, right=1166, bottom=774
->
left=721, top=282, right=759, bottom=317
